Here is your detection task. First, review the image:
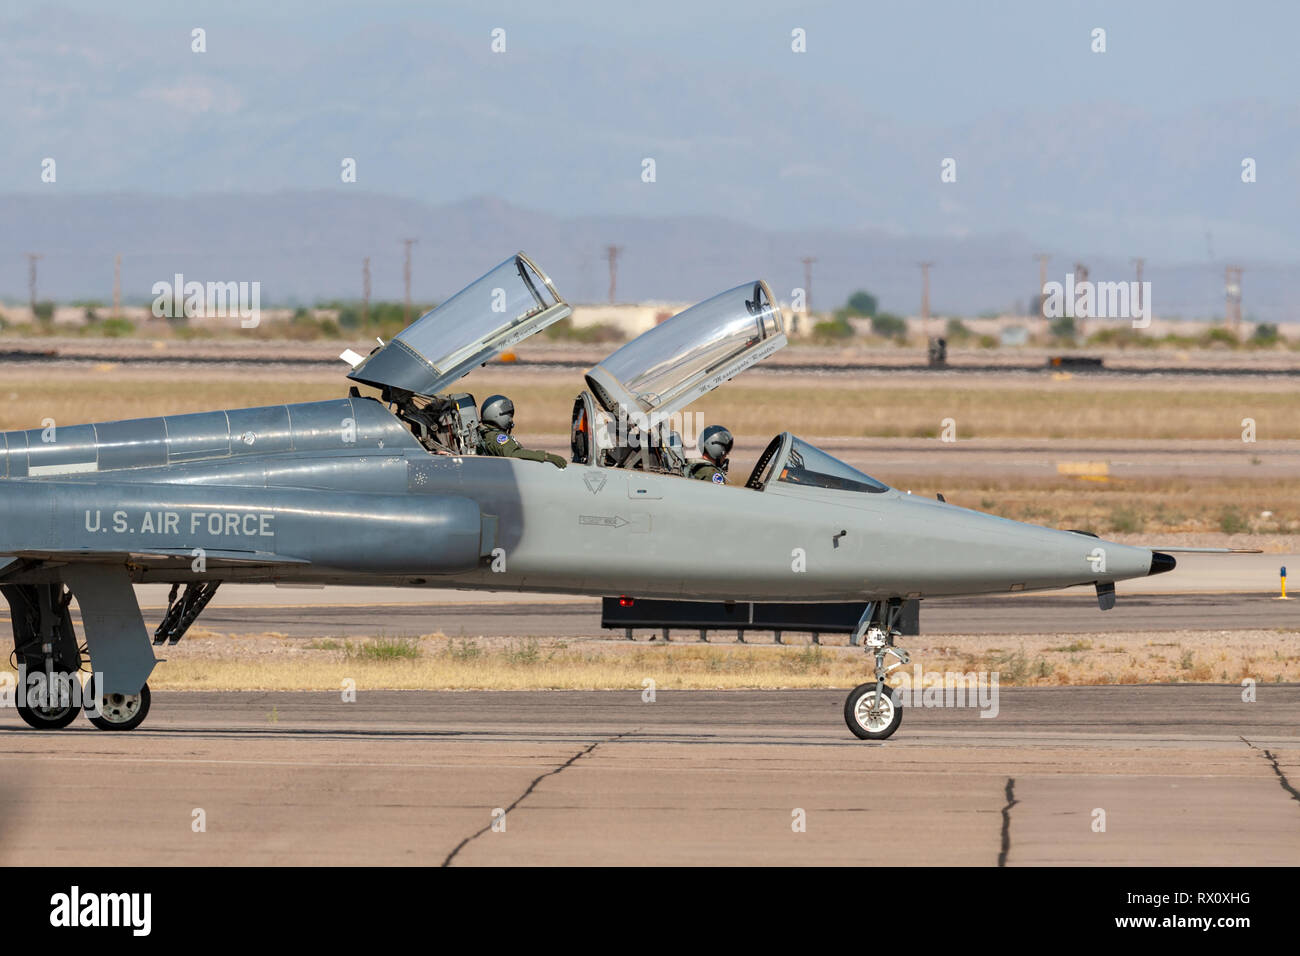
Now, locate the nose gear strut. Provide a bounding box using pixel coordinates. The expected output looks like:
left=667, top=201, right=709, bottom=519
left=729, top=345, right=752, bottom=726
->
left=844, top=597, right=909, bottom=740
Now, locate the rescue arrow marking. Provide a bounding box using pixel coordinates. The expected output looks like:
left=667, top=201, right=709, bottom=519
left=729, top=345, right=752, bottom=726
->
left=579, top=514, right=628, bottom=528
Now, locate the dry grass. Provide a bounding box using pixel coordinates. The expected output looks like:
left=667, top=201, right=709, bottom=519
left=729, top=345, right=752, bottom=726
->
left=0, top=369, right=350, bottom=429
left=141, top=636, right=864, bottom=691
left=10, top=630, right=1291, bottom=693
left=686, top=377, right=1300, bottom=442
left=931, top=632, right=1300, bottom=686
left=4, top=367, right=1300, bottom=440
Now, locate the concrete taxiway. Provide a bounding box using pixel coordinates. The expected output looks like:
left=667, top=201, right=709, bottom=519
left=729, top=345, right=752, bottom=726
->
left=129, top=591, right=1296, bottom=639
left=2, top=554, right=1289, bottom=640
left=0, top=687, right=1295, bottom=865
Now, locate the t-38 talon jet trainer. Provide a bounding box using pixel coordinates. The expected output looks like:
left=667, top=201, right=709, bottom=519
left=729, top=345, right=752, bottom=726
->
left=1, top=252, right=1217, bottom=738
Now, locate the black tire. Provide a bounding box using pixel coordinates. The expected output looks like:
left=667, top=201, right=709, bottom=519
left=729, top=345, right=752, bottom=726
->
left=844, top=682, right=903, bottom=740
left=16, top=687, right=81, bottom=730
left=84, top=677, right=151, bottom=731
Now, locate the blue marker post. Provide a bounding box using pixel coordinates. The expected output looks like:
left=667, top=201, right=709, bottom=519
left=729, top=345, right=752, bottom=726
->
left=1280, top=566, right=1289, bottom=600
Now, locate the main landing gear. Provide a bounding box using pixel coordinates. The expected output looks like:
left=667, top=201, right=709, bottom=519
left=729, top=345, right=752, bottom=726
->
left=2, top=582, right=156, bottom=731
left=4, top=583, right=85, bottom=730
left=84, top=674, right=152, bottom=731
left=844, top=597, right=909, bottom=741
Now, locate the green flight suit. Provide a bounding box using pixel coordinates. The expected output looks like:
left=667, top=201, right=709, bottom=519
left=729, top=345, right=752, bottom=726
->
left=686, top=460, right=727, bottom=485
left=478, top=425, right=566, bottom=469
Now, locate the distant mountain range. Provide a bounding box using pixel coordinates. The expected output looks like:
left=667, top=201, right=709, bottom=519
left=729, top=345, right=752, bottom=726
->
left=3, top=192, right=1297, bottom=321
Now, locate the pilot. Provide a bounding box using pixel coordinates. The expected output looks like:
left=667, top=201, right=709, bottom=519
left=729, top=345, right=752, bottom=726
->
left=686, top=425, right=733, bottom=485
left=478, top=394, right=567, bottom=469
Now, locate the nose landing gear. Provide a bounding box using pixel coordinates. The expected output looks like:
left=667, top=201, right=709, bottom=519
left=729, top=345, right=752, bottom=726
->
left=844, top=598, right=909, bottom=740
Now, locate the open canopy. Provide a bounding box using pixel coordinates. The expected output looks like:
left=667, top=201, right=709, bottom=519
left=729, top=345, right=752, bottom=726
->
left=348, top=252, right=569, bottom=397
left=584, top=280, right=786, bottom=426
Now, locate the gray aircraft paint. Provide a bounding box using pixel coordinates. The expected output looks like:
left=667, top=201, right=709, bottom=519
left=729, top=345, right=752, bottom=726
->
left=0, top=400, right=1156, bottom=600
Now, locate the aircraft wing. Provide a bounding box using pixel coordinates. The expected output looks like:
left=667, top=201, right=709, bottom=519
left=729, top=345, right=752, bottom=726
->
left=1, top=547, right=311, bottom=569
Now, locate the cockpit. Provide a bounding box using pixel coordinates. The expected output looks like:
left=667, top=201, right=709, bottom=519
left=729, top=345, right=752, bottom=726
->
left=573, top=279, right=787, bottom=474
left=746, top=433, right=890, bottom=494
left=340, top=254, right=888, bottom=494
left=343, top=253, right=571, bottom=456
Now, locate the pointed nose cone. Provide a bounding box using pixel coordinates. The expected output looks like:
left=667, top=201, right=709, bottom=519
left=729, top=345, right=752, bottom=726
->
left=883, top=494, right=1167, bottom=595
left=1148, top=551, right=1177, bottom=576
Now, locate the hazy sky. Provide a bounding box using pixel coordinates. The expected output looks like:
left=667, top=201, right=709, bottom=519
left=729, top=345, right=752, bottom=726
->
left=4, top=0, right=1297, bottom=261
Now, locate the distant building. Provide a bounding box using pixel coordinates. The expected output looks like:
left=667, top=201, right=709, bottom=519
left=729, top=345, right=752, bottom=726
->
left=568, top=303, right=691, bottom=338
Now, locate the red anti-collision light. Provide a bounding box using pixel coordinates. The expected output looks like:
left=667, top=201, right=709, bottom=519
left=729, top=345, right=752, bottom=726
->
left=619, top=596, right=634, bottom=607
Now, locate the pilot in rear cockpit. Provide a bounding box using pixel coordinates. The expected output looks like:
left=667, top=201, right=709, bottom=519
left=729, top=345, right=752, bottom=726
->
left=686, top=425, right=733, bottom=485
left=477, top=395, right=567, bottom=469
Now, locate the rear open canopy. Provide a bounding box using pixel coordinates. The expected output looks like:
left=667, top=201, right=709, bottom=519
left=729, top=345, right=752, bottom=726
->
left=584, top=280, right=785, bottom=426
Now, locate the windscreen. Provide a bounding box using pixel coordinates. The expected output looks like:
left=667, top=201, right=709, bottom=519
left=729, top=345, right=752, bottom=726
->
left=777, top=437, right=890, bottom=494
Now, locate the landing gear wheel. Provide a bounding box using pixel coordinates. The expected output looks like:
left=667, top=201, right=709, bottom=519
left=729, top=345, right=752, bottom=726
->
left=16, top=686, right=81, bottom=731
left=7, top=583, right=83, bottom=730
left=844, top=682, right=902, bottom=740
left=84, top=677, right=151, bottom=731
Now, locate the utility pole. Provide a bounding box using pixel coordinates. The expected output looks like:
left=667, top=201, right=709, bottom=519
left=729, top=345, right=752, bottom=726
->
left=113, top=253, right=122, bottom=319
left=25, top=252, right=44, bottom=316
left=918, top=261, right=934, bottom=334
left=1130, top=257, right=1145, bottom=318
left=606, top=245, right=623, bottom=304
left=1224, top=265, right=1244, bottom=334
left=799, top=256, right=816, bottom=334
left=362, top=256, right=371, bottom=327
left=1034, top=253, right=1050, bottom=320
left=401, top=238, right=418, bottom=325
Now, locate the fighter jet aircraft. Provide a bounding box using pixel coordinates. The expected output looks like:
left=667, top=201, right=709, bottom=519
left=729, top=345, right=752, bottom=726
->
left=0, top=252, right=1186, bottom=738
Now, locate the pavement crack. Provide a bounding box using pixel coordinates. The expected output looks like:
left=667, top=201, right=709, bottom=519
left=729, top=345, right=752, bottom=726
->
left=997, top=777, right=1017, bottom=867
left=1239, top=736, right=1300, bottom=806
left=441, top=730, right=636, bottom=867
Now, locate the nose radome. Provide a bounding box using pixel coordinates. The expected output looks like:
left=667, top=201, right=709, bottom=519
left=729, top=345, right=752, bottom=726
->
left=1148, top=551, right=1177, bottom=576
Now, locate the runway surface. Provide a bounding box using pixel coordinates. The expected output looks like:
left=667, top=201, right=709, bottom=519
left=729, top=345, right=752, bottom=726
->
left=7, top=556, right=1295, bottom=643
left=108, top=558, right=1300, bottom=638
left=5, top=556, right=1290, bottom=640
left=12, top=346, right=1300, bottom=377
left=0, top=687, right=1295, bottom=866
left=154, top=591, right=1295, bottom=639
